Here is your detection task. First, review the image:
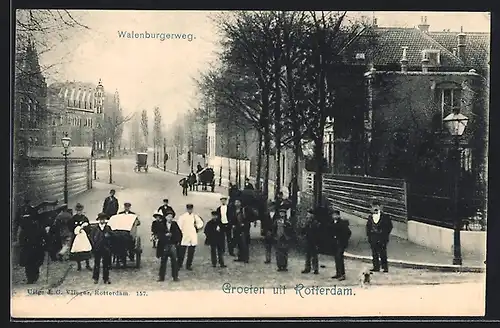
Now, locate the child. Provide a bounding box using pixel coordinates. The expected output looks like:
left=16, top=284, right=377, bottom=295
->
left=204, top=210, right=227, bottom=268
left=262, top=202, right=277, bottom=264
left=151, top=212, right=164, bottom=249
left=274, top=208, right=293, bottom=272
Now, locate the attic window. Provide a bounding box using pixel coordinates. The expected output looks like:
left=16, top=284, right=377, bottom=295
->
left=355, top=53, right=365, bottom=60
left=422, top=50, right=441, bottom=67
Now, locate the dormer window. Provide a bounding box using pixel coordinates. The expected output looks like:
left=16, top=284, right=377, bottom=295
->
left=422, top=50, right=441, bottom=67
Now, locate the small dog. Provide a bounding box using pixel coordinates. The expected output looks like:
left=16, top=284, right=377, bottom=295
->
left=359, top=267, right=373, bottom=288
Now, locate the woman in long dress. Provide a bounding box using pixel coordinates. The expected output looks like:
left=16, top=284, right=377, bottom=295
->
left=69, top=222, right=93, bottom=269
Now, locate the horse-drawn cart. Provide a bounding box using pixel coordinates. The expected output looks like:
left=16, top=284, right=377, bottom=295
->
left=134, top=152, right=148, bottom=173
left=196, top=167, right=216, bottom=192
left=107, top=213, right=142, bottom=269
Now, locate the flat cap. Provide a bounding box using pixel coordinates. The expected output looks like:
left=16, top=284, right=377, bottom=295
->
left=75, top=203, right=84, bottom=210
left=97, top=212, right=109, bottom=219
left=124, top=202, right=131, bottom=206
left=186, top=204, right=194, bottom=209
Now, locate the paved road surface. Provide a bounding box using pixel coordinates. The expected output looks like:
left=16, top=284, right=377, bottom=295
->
left=12, top=156, right=484, bottom=300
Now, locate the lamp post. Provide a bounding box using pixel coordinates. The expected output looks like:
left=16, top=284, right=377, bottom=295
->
left=61, top=133, right=71, bottom=205
left=163, top=137, right=167, bottom=171
left=108, top=149, right=113, bottom=184
left=92, top=129, right=97, bottom=180
left=443, top=107, right=469, bottom=266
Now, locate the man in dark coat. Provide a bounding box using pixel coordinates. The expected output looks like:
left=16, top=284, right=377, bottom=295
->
left=366, top=200, right=393, bottom=273
left=331, top=210, right=352, bottom=280
left=158, top=199, right=176, bottom=218
left=156, top=212, right=182, bottom=282
left=188, top=171, right=197, bottom=191
left=102, top=189, right=119, bottom=217
left=215, top=196, right=233, bottom=256
left=47, top=204, right=73, bottom=261
left=230, top=199, right=250, bottom=263
left=302, top=208, right=321, bottom=274
left=90, top=213, right=113, bottom=284
left=262, top=202, right=277, bottom=264
left=18, top=211, right=48, bottom=284
left=196, top=162, right=203, bottom=173
left=70, top=203, right=92, bottom=271
left=204, top=210, right=227, bottom=268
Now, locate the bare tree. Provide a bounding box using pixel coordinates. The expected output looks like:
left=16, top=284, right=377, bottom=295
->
left=102, top=108, right=133, bottom=157
left=153, top=107, right=162, bottom=166
left=140, top=109, right=149, bottom=151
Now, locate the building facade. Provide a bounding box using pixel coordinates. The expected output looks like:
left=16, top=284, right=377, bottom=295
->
left=46, top=79, right=120, bottom=152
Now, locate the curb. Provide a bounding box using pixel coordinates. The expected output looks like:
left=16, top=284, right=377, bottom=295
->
left=343, top=252, right=485, bottom=273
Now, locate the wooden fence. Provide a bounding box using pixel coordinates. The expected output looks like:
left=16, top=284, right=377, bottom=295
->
left=302, top=170, right=408, bottom=222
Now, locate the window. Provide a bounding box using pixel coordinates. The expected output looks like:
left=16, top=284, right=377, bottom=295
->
left=51, top=130, right=57, bottom=145
left=437, top=86, right=462, bottom=129
left=422, top=50, right=441, bottom=67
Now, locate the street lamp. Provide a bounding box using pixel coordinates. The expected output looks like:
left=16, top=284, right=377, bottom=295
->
left=61, top=133, right=71, bottom=205
left=92, top=129, right=97, bottom=180
left=443, top=107, right=469, bottom=266
left=108, top=149, right=113, bottom=184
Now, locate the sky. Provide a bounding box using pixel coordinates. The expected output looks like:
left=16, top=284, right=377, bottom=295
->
left=35, top=10, right=490, bottom=131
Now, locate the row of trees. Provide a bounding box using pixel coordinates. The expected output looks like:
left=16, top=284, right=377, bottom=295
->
left=196, top=11, right=375, bottom=209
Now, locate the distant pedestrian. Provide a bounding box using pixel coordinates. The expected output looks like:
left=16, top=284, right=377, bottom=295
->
left=230, top=199, right=250, bottom=263
left=90, top=213, right=113, bottom=284
left=158, top=198, right=176, bottom=218
left=366, top=200, right=393, bottom=273
left=157, top=212, right=182, bottom=282
left=204, top=210, right=227, bottom=268
left=179, top=177, right=189, bottom=196
left=244, top=178, right=254, bottom=190
left=302, top=208, right=321, bottom=275
left=176, top=204, right=204, bottom=270
left=274, top=208, right=293, bottom=272
left=196, top=162, right=203, bottom=173
left=188, top=171, right=197, bottom=191
left=70, top=203, right=92, bottom=271
left=262, top=202, right=277, bottom=264
left=331, top=210, right=351, bottom=280
left=102, top=189, right=119, bottom=217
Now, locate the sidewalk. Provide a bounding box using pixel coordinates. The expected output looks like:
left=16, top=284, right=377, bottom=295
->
left=11, top=181, right=122, bottom=289
left=340, top=211, right=486, bottom=273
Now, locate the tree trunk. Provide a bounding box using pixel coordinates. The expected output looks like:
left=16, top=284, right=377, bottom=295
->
left=256, top=130, right=263, bottom=191
left=291, top=133, right=301, bottom=210
left=314, top=51, right=327, bottom=209
left=262, top=90, right=271, bottom=202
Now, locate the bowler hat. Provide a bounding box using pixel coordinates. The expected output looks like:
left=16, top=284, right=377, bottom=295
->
left=186, top=204, right=194, bottom=209
left=75, top=203, right=84, bottom=210
left=97, top=212, right=109, bottom=220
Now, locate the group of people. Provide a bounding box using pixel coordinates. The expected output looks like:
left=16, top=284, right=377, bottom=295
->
left=14, top=183, right=393, bottom=285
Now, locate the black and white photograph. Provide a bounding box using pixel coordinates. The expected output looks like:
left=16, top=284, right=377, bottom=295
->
left=11, top=9, right=490, bottom=318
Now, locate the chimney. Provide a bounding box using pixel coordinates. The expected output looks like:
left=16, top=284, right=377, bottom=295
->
left=418, top=16, right=430, bottom=33
left=457, top=26, right=467, bottom=63
left=400, top=46, right=409, bottom=72
left=422, top=57, right=430, bottom=73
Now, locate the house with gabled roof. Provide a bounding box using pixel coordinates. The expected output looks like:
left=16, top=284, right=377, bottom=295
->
left=329, top=16, right=489, bottom=226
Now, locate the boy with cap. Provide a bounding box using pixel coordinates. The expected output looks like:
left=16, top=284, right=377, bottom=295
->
left=176, top=204, right=204, bottom=270
left=204, top=210, right=227, bottom=268
left=90, top=213, right=113, bottom=284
